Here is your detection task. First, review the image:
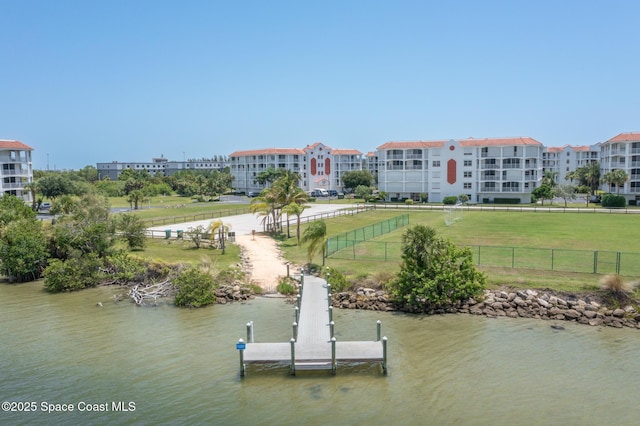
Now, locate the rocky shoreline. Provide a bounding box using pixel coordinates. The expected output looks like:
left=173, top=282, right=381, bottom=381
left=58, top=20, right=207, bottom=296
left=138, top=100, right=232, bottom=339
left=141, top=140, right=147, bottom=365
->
left=332, top=287, right=640, bottom=330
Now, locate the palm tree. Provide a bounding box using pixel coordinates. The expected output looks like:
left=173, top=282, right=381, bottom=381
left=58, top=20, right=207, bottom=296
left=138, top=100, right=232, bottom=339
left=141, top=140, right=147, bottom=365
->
left=127, top=190, right=146, bottom=210
left=609, top=169, right=629, bottom=194
left=272, top=172, right=307, bottom=236
left=301, top=220, right=327, bottom=266
left=24, top=181, right=38, bottom=210
left=282, top=202, right=308, bottom=243
left=249, top=191, right=279, bottom=233
left=584, top=161, right=601, bottom=195
left=209, top=220, right=231, bottom=254
left=542, top=171, right=558, bottom=188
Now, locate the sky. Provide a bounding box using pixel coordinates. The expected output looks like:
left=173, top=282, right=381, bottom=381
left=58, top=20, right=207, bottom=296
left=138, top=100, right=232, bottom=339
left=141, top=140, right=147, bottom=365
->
left=1, top=0, right=639, bottom=170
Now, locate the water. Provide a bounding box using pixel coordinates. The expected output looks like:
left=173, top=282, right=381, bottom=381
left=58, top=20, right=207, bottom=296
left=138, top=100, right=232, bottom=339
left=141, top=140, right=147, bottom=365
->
left=1, top=281, right=639, bottom=425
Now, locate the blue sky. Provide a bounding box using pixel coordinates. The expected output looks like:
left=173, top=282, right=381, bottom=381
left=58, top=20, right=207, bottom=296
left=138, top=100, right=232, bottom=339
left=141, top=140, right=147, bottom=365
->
left=2, top=0, right=639, bottom=170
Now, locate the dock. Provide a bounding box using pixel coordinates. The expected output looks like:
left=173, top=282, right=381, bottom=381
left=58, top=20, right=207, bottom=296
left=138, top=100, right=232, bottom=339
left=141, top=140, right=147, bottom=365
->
left=236, top=274, right=387, bottom=376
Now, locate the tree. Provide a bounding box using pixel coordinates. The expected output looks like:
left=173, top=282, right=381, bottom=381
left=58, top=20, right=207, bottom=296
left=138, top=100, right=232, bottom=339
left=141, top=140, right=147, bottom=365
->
left=341, top=170, right=373, bottom=193
left=0, top=194, right=36, bottom=226
left=272, top=172, right=307, bottom=237
left=602, top=169, right=629, bottom=194
left=532, top=184, right=554, bottom=205
left=50, top=194, right=115, bottom=260
left=282, top=202, right=308, bottom=243
left=542, top=170, right=558, bottom=188
left=354, top=185, right=372, bottom=200
left=389, top=225, right=485, bottom=307
left=127, top=189, right=146, bottom=210
left=117, top=214, right=147, bottom=250
left=210, top=220, right=231, bottom=254
left=0, top=218, right=48, bottom=282
left=255, top=167, right=285, bottom=187
left=24, top=181, right=38, bottom=210
left=35, top=173, right=75, bottom=199
left=554, top=184, right=577, bottom=207
left=301, top=220, right=327, bottom=266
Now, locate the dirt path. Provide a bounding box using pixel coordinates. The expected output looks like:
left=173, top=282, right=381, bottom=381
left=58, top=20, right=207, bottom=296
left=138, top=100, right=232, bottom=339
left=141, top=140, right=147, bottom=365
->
left=235, top=234, right=295, bottom=293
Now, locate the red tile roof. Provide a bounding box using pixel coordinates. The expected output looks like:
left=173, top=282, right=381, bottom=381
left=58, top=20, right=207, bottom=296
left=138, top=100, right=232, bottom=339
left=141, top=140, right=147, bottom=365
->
left=377, top=140, right=447, bottom=150
left=229, top=148, right=306, bottom=157
left=365, top=151, right=376, bottom=157
left=0, top=140, right=34, bottom=150
left=546, top=147, right=563, bottom=152
left=458, top=137, right=542, bottom=147
left=572, top=145, right=592, bottom=152
left=608, top=132, right=640, bottom=143
left=332, top=149, right=362, bottom=155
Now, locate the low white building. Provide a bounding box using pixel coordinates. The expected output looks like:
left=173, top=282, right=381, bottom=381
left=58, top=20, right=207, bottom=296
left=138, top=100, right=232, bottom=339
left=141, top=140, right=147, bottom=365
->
left=0, top=140, right=34, bottom=202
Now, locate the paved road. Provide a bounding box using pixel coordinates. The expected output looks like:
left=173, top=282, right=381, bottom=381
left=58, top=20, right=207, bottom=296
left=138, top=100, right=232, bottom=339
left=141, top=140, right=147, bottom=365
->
left=147, top=203, right=359, bottom=236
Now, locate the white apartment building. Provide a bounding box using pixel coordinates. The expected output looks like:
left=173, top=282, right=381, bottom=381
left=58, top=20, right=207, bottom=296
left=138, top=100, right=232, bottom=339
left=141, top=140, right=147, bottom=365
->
left=229, top=143, right=363, bottom=194
left=543, top=145, right=599, bottom=183
left=599, top=132, right=640, bottom=202
left=97, top=155, right=228, bottom=180
left=376, top=137, right=544, bottom=203
left=0, top=140, right=34, bottom=202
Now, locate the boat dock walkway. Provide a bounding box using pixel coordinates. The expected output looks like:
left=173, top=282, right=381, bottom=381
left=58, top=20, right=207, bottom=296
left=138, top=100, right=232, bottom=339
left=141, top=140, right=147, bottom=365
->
left=236, top=274, right=387, bottom=376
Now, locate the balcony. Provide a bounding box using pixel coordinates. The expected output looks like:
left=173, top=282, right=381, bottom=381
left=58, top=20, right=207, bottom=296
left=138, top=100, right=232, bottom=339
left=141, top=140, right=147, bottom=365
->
left=480, top=163, right=499, bottom=169
left=386, top=154, right=404, bottom=160
left=480, top=175, right=500, bottom=181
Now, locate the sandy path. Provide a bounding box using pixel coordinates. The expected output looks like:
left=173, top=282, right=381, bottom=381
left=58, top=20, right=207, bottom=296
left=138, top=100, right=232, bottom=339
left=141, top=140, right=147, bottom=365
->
left=235, top=234, right=295, bottom=293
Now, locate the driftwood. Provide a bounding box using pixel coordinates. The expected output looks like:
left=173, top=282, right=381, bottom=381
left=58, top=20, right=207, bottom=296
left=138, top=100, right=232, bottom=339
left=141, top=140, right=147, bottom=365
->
left=128, top=280, right=175, bottom=306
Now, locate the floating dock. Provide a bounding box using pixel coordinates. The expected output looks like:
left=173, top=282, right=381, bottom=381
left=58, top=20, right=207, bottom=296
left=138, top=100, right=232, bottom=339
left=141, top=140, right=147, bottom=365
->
left=236, top=274, right=387, bottom=376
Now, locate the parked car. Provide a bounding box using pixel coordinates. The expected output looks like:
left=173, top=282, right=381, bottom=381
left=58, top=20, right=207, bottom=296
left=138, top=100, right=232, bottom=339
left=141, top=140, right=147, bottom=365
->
left=248, top=191, right=260, bottom=198
left=38, top=202, right=51, bottom=211
left=328, top=190, right=338, bottom=197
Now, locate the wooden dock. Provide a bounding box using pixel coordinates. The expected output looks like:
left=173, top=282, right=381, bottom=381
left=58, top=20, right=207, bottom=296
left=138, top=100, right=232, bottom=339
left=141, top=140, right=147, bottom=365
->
left=237, top=274, right=387, bottom=376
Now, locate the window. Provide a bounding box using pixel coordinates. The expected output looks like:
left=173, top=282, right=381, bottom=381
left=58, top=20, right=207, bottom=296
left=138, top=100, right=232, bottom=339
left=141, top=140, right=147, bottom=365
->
left=464, top=171, right=472, bottom=178
left=464, top=183, right=472, bottom=189
left=432, top=161, right=440, bottom=167
left=464, top=160, right=472, bottom=167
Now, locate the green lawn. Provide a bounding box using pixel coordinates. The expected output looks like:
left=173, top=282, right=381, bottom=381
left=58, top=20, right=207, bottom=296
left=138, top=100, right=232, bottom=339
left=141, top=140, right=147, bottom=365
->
left=278, top=209, right=640, bottom=292
left=124, top=238, right=241, bottom=269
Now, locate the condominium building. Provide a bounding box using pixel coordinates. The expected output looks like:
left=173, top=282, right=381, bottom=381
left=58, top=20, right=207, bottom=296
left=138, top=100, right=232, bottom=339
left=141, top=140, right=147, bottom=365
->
left=376, top=137, right=544, bottom=203
left=0, top=140, right=34, bottom=202
left=96, top=155, right=228, bottom=180
left=599, top=132, right=640, bottom=201
left=229, top=143, right=363, bottom=194
left=543, top=145, right=599, bottom=183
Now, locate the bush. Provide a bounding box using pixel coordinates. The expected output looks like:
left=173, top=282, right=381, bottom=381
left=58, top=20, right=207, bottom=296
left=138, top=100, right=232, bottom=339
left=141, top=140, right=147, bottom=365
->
left=43, top=254, right=103, bottom=292
left=324, top=266, right=350, bottom=292
left=601, top=194, right=626, bottom=208
left=173, top=267, right=216, bottom=307
left=117, top=214, right=147, bottom=250
left=276, top=276, right=297, bottom=295
left=389, top=225, right=486, bottom=307
left=404, top=199, right=414, bottom=205
left=443, top=196, right=458, bottom=205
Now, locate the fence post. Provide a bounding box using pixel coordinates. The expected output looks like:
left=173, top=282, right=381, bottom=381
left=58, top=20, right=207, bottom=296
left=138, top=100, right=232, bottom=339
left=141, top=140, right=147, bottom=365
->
left=593, top=251, right=598, bottom=274
left=551, top=249, right=554, bottom=271
left=512, top=247, right=515, bottom=268
left=616, top=251, right=621, bottom=275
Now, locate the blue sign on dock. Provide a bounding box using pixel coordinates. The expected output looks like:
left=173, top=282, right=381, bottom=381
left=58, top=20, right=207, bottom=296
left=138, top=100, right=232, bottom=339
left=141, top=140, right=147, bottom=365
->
left=236, top=342, right=246, bottom=350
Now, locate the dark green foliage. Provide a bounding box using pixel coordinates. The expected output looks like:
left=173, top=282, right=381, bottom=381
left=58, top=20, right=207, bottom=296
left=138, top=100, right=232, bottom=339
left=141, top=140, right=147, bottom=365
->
left=301, top=220, right=327, bottom=265
left=532, top=184, right=554, bottom=205
left=0, top=194, right=36, bottom=226
left=37, top=173, right=77, bottom=199
left=0, top=218, right=48, bottom=282
left=325, top=266, right=350, bottom=292
left=173, top=267, right=217, bottom=307
left=105, top=251, right=147, bottom=283
left=43, top=254, right=103, bottom=292
left=117, top=213, right=147, bottom=250
left=341, top=170, right=373, bottom=192
left=601, top=194, right=626, bottom=208
left=390, top=225, right=486, bottom=307
left=493, top=198, right=520, bottom=204
left=443, top=196, right=458, bottom=205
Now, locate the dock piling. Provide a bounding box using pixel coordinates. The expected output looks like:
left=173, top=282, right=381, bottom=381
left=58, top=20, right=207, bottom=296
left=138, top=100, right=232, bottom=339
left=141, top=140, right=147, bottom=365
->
left=331, top=337, right=337, bottom=375
left=289, top=338, right=296, bottom=376
left=377, top=320, right=381, bottom=341
left=293, top=322, right=298, bottom=341
left=238, top=339, right=246, bottom=377
left=382, top=336, right=388, bottom=375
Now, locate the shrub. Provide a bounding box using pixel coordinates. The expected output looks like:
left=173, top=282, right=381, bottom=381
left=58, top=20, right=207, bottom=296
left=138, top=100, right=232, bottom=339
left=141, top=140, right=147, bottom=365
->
left=173, top=267, right=216, bottom=307
left=601, top=194, right=626, bottom=208
left=443, top=196, right=458, bottom=205
left=389, top=225, right=486, bottom=307
left=404, top=199, right=414, bottom=205
left=600, top=274, right=632, bottom=294
left=324, top=266, right=350, bottom=292
left=276, top=276, right=297, bottom=295
left=43, top=254, right=103, bottom=292
left=117, top=214, right=147, bottom=250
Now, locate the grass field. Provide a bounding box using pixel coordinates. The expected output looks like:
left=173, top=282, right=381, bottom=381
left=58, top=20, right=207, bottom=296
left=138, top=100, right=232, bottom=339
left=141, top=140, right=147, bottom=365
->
left=278, top=209, right=640, bottom=292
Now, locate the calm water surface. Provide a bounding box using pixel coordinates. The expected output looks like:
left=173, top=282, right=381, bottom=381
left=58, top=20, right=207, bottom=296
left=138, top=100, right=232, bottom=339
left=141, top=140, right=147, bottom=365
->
left=1, top=281, right=639, bottom=425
